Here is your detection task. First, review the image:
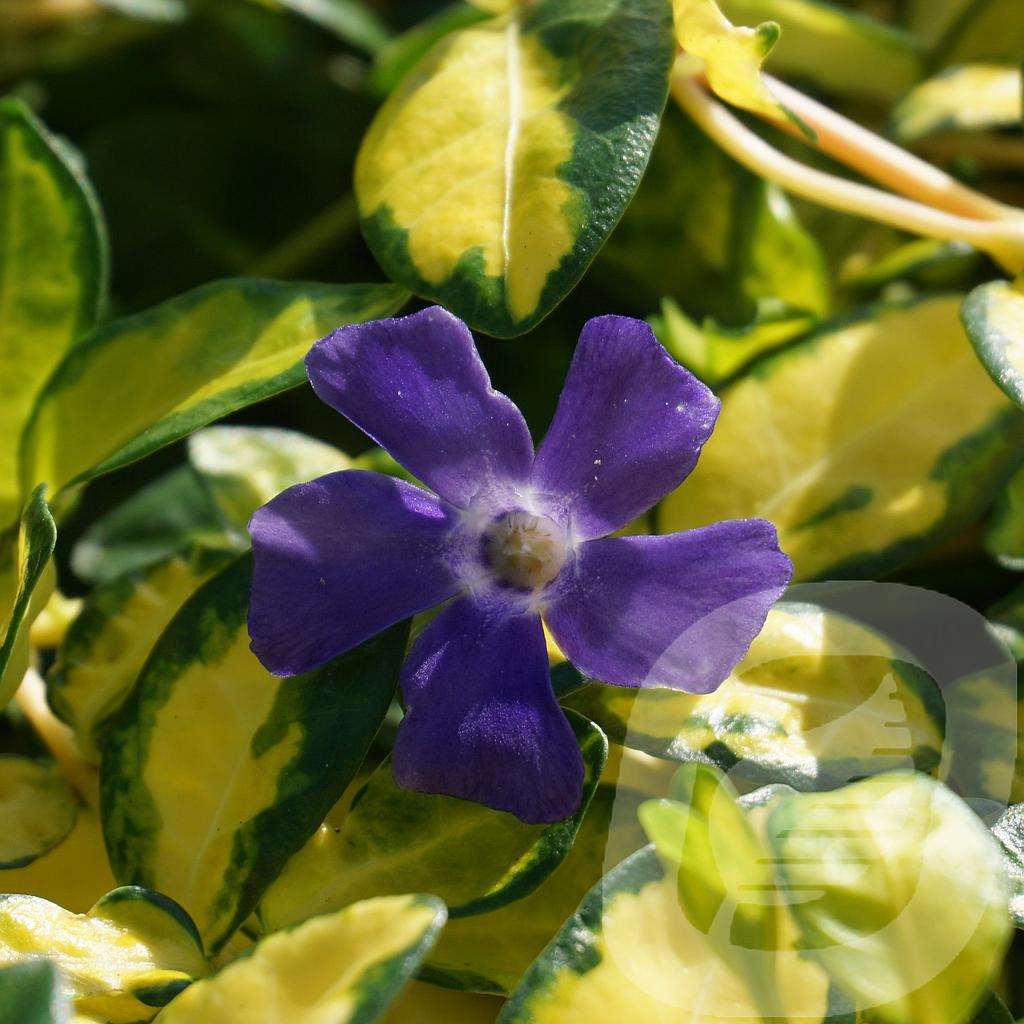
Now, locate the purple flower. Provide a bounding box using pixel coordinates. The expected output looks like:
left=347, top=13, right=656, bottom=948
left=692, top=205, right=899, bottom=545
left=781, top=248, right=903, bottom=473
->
left=247, top=307, right=792, bottom=824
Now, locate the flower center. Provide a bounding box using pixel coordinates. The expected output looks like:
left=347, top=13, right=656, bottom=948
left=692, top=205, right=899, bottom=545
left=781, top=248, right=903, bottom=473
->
left=484, top=511, right=567, bottom=592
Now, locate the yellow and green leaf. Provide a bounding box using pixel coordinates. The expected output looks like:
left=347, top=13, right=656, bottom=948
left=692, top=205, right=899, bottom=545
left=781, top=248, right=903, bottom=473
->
left=639, top=764, right=781, bottom=1018
left=498, top=844, right=832, bottom=1024
left=767, top=773, right=1012, bottom=1024
left=0, top=756, right=78, bottom=868
left=157, top=894, right=445, bottom=1024
left=20, top=278, right=407, bottom=499
left=422, top=783, right=650, bottom=994
left=0, top=486, right=57, bottom=710
left=100, top=556, right=408, bottom=953
left=660, top=295, right=1024, bottom=581
left=0, top=886, right=208, bottom=1023
left=719, top=0, right=923, bottom=104
left=893, top=64, right=1022, bottom=142
left=356, top=0, right=674, bottom=337
left=0, top=99, right=106, bottom=528
left=0, top=960, right=70, bottom=1024
left=0, top=807, right=117, bottom=914
left=963, top=277, right=1024, bottom=412
left=564, top=600, right=945, bottom=791
left=48, top=551, right=232, bottom=763
left=259, top=713, right=607, bottom=932
left=674, top=0, right=791, bottom=123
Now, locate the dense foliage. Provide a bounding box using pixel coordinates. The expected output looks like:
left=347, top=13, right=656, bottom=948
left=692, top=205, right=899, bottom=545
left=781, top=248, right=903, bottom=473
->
left=0, top=0, right=1023, bottom=1021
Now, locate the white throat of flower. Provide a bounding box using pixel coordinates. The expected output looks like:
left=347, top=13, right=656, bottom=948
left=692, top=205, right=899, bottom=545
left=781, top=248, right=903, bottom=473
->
left=484, top=511, right=568, bottom=592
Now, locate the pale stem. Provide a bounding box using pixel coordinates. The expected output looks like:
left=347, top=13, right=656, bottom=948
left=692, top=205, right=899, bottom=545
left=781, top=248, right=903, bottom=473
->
left=763, top=73, right=1014, bottom=222
left=15, top=668, right=99, bottom=811
left=671, top=73, right=1024, bottom=275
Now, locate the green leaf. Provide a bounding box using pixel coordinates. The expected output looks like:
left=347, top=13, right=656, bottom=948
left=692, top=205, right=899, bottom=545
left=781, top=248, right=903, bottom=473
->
left=991, top=802, right=1024, bottom=928
left=840, top=238, right=982, bottom=298
left=971, top=994, right=1016, bottom=1024
left=0, top=486, right=57, bottom=710
left=0, top=960, right=68, bottom=1024
left=767, top=773, right=1012, bottom=1024
left=71, top=425, right=350, bottom=586
left=70, top=466, right=239, bottom=586
left=157, top=895, right=445, bottom=1024
left=100, top=556, right=408, bottom=954
left=564, top=600, right=945, bottom=790
left=963, top=277, right=1024, bottom=412
left=49, top=551, right=234, bottom=762
left=938, top=0, right=1024, bottom=64
left=0, top=756, right=78, bottom=868
left=596, top=107, right=829, bottom=330
left=498, top=845, right=833, bottom=1023
left=660, top=295, right=1024, bottom=581
left=259, top=712, right=607, bottom=931
left=423, top=782, right=650, bottom=993
left=0, top=100, right=107, bottom=527
left=893, top=65, right=1022, bottom=142
left=0, top=887, right=208, bottom=1022
left=356, top=0, right=675, bottom=337
left=720, top=0, right=923, bottom=104
left=21, top=278, right=407, bottom=499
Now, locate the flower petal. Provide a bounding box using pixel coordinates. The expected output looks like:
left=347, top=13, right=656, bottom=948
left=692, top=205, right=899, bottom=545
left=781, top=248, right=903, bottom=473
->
left=545, top=521, right=792, bottom=693
left=393, top=597, right=584, bottom=824
left=248, top=470, right=460, bottom=676
left=306, top=306, right=534, bottom=509
left=531, top=315, right=720, bottom=539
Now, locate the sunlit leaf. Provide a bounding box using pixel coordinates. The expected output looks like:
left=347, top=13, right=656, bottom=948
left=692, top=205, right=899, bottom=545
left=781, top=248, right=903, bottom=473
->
left=498, top=845, right=831, bottom=1023
left=639, top=764, right=781, bottom=1017
left=0, top=887, right=208, bottom=1022
left=674, top=0, right=791, bottom=123
left=893, top=65, right=1022, bottom=142
left=101, top=556, right=408, bottom=953
left=0, top=100, right=106, bottom=527
left=49, top=551, right=232, bottom=762
left=0, top=756, right=78, bottom=868
left=661, top=295, right=1024, bottom=580
left=259, top=712, right=606, bottom=931
left=565, top=601, right=945, bottom=790
left=21, top=279, right=407, bottom=498
left=0, top=808, right=116, bottom=914
left=356, top=0, right=674, bottom=337
left=157, top=895, right=444, bottom=1024
left=0, top=486, right=56, bottom=710
left=423, top=782, right=650, bottom=993
left=768, top=773, right=1012, bottom=1024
